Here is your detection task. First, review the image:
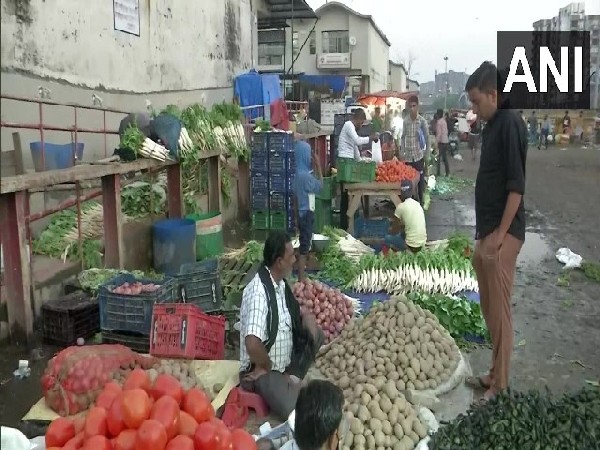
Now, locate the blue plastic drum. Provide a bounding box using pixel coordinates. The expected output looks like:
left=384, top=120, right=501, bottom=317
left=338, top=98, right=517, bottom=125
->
left=152, top=218, right=196, bottom=275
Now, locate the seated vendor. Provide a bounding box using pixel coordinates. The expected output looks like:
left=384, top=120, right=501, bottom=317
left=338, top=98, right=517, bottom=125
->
left=239, top=231, right=325, bottom=420
left=384, top=180, right=427, bottom=252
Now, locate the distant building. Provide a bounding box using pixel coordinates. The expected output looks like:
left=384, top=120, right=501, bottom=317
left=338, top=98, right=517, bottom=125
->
left=419, top=81, right=436, bottom=97
left=434, top=70, right=470, bottom=96
left=388, top=60, right=409, bottom=92
left=407, top=78, right=420, bottom=92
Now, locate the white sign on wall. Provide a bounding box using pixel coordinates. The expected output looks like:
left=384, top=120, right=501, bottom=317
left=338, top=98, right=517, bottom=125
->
left=114, top=0, right=140, bottom=36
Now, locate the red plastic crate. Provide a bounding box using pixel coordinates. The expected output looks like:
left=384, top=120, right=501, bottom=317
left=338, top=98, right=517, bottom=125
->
left=150, top=303, right=225, bottom=359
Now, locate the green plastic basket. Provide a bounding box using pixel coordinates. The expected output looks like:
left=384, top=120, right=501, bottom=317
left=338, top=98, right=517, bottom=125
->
left=252, top=210, right=269, bottom=230
left=269, top=211, right=287, bottom=230
left=314, top=199, right=333, bottom=234
left=336, top=159, right=376, bottom=183
left=316, top=176, right=336, bottom=200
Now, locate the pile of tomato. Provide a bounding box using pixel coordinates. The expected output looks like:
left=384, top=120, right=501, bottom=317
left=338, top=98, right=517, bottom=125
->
left=375, top=159, right=419, bottom=183
left=45, top=368, right=257, bottom=450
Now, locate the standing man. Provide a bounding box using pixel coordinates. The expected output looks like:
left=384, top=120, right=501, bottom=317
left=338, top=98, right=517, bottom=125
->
left=539, top=115, right=551, bottom=150
left=337, top=109, right=377, bottom=230
left=465, top=61, right=527, bottom=402
left=400, top=95, right=429, bottom=205
left=562, top=110, right=571, bottom=134
left=527, top=111, right=538, bottom=145
left=434, top=109, right=450, bottom=176
left=468, top=116, right=482, bottom=160
left=371, top=106, right=383, bottom=133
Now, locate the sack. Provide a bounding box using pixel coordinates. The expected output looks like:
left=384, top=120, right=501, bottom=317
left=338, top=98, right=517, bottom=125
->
left=371, top=140, right=383, bottom=164
left=40, top=344, right=155, bottom=416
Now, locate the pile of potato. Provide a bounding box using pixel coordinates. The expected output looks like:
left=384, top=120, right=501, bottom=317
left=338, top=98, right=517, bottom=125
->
left=316, top=296, right=460, bottom=450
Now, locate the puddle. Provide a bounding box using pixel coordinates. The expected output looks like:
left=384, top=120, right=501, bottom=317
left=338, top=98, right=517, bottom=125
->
left=518, top=232, right=552, bottom=266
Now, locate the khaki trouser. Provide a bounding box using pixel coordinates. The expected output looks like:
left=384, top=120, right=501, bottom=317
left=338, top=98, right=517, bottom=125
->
left=473, top=232, right=523, bottom=390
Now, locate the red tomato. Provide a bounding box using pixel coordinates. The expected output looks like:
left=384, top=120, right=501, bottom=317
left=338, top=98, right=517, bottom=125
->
left=135, top=419, right=167, bottom=450
left=82, top=434, right=112, bottom=450
left=121, top=388, right=152, bottom=429
left=73, top=415, right=86, bottom=434
left=231, top=429, right=258, bottom=450
left=149, top=395, right=180, bottom=440
left=114, top=429, right=137, bottom=450
left=46, top=417, right=75, bottom=447
left=151, top=374, right=183, bottom=404
left=166, top=434, right=194, bottom=450
left=123, top=368, right=151, bottom=392
left=178, top=410, right=198, bottom=436
left=182, top=388, right=214, bottom=424
left=194, top=420, right=233, bottom=450
left=62, top=431, right=85, bottom=450
left=107, top=393, right=126, bottom=437
left=104, top=381, right=122, bottom=394
left=46, top=448, right=62, bottom=450
left=96, top=388, right=119, bottom=411
left=84, top=406, right=108, bottom=438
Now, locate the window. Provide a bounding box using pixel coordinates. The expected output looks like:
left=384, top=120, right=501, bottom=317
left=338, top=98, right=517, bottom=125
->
left=258, top=29, right=285, bottom=66
left=322, top=30, right=349, bottom=54
left=292, top=31, right=299, bottom=57
left=309, top=31, right=316, bottom=55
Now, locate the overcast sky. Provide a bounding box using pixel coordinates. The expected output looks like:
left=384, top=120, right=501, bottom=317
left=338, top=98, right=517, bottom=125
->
left=305, top=0, right=599, bottom=83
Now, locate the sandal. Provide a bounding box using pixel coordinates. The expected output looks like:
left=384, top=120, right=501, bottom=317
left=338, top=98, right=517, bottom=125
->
left=465, top=375, right=491, bottom=390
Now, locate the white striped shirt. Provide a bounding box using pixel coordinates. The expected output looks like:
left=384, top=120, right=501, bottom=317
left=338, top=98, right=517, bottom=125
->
left=239, top=271, right=293, bottom=373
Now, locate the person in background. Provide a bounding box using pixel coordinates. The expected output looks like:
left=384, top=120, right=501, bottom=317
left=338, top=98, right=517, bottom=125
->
left=400, top=95, right=429, bottom=205
left=337, top=108, right=378, bottom=230
left=384, top=180, right=427, bottom=253
left=293, top=140, right=323, bottom=282
left=562, top=110, right=571, bottom=134
left=239, top=232, right=324, bottom=420
left=574, top=110, right=584, bottom=142
left=371, top=106, right=384, bottom=133
left=469, top=116, right=482, bottom=160
left=539, top=115, right=551, bottom=150
left=392, top=110, right=403, bottom=152
left=519, top=110, right=526, bottom=125
left=281, top=380, right=346, bottom=450
left=384, top=104, right=393, bottom=131
left=435, top=108, right=450, bottom=176
left=465, top=61, right=527, bottom=403
left=527, top=111, right=538, bottom=145
left=445, top=111, right=455, bottom=135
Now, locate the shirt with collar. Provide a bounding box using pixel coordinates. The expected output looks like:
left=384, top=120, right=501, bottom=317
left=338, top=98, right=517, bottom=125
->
left=401, top=114, right=427, bottom=162
left=337, top=121, right=370, bottom=160
left=239, top=269, right=293, bottom=373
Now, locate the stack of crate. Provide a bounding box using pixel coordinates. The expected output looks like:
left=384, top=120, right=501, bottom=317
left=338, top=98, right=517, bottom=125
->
left=250, top=132, right=296, bottom=233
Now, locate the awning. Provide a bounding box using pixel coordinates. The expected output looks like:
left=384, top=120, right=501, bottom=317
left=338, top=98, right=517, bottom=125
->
left=298, top=74, right=346, bottom=94
left=358, top=90, right=419, bottom=105
left=261, top=0, right=316, bottom=20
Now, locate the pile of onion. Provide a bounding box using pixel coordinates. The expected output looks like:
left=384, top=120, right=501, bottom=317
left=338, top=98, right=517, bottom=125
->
left=293, top=279, right=354, bottom=344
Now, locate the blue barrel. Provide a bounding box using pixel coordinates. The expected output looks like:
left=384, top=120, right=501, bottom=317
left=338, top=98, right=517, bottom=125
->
left=152, top=219, right=196, bottom=275
left=30, top=142, right=85, bottom=172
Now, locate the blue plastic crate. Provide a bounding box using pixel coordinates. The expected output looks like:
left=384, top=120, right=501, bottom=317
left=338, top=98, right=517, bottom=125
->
left=99, top=274, right=175, bottom=335
left=287, top=213, right=296, bottom=232
left=269, top=191, right=293, bottom=211
left=269, top=172, right=294, bottom=192
left=268, top=132, right=294, bottom=152
left=269, top=151, right=295, bottom=174
left=252, top=133, right=269, bottom=155
left=251, top=188, right=269, bottom=210
left=251, top=171, right=269, bottom=191
left=250, top=153, right=268, bottom=172
left=354, top=217, right=390, bottom=239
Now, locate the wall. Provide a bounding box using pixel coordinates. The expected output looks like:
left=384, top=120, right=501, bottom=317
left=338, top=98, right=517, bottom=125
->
left=366, top=23, right=388, bottom=92
left=389, top=63, right=408, bottom=93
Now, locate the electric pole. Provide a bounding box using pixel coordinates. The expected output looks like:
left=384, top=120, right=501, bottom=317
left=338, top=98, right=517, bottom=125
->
left=444, top=56, right=449, bottom=111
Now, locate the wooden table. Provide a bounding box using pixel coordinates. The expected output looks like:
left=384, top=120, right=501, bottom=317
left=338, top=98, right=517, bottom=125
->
left=343, top=177, right=418, bottom=236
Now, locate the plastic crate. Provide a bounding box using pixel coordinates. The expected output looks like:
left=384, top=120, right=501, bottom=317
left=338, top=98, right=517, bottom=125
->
left=316, top=176, right=336, bottom=200
left=250, top=153, right=268, bottom=172
left=252, top=210, right=269, bottom=230
left=270, top=211, right=287, bottom=230
left=315, top=199, right=333, bottom=234
left=102, top=331, right=149, bottom=353
left=42, top=291, right=99, bottom=346
left=268, top=132, right=294, bottom=152
left=336, top=158, right=376, bottom=183
left=269, top=191, right=293, bottom=212
left=252, top=133, right=269, bottom=155
left=269, top=151, right=295, bottom=174
left=287, top=213, right=296, bottom=233
left=354, top=216, right=390, bottom=238
left=269, top=172, right=294, bottom=192
left=99, top=274, right=176, bottom=335
left=150, top=303, right=226, bottom=359
left=251, top=188, right=269, bottom=210
left=251, top=171, right=269, bottom=191
left=175, top=260, right=223, bottom=313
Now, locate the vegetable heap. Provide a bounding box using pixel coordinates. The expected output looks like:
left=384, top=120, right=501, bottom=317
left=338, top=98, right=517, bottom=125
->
left=78, top=269, right=163, bottom=293
left=430, top=176, right=474, bottom=196
left=351, top=250, right=478, bottom=295
left=292, top=279, right=356, bottom=344
left=430, top=387, right=600, bottom=450
left=375, top=159, right=419, bottom=183
left=317, top=296, right=461, bottom=450
left=45, top=366, right=258, bottom=450
left=323, top=227, right=375, bottom=262
left=111, top=281, right=162, bottom=296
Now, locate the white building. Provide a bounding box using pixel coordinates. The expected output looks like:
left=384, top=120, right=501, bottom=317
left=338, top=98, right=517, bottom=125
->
left=258, top=1, right=391, bottom=97
left=388, top=61, right=409, bottom=93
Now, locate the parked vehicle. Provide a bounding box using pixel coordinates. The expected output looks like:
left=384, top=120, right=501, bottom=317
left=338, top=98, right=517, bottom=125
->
left=449, top=131, right=460, bottom=156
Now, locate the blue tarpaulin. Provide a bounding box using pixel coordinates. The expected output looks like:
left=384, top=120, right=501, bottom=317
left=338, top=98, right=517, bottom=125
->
left=234, top=70, right=282, bottom=120
left=298, top=74, right=346, bottom=94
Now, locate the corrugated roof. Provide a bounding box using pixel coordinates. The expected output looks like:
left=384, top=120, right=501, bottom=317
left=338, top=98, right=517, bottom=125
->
left=263, top=0, right=316, bottom=20
left=315, top=1, right=391, bottom=47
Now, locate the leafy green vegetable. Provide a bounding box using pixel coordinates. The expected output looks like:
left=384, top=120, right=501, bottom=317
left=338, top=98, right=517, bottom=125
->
left=78, top=268, right=163, bottom=292
left=120, top=124, right=145, bottom=156
left=581, top=261, right=600, bottom=283
left=121, top=179, right=167, bottom=217
left=431, top=176, right=474, bottom=195
left=317, top=243, right=360, bottom=287
left=254, top=119, right=272, bottom=131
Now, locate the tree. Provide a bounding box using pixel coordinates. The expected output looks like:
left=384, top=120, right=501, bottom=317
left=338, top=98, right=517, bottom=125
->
left=391, top=49, right=418, bottom=79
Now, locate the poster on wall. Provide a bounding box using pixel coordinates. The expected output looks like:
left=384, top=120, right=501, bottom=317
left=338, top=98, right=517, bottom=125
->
left=114, top=0, right=140, bottom=36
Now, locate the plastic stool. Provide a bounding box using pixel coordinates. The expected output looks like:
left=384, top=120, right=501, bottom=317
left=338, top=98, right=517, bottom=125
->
left=221, top=387, right=270, bottom=428
left=238, top=387, right=270, bottom=417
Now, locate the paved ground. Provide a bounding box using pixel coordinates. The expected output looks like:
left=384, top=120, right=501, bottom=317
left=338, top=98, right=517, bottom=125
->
left=427, top=141, right=600, bottom=396
left=1, top=140, right=598, bottom=434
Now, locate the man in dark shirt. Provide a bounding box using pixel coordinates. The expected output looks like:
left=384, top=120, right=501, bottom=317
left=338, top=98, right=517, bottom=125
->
left=465, top=61, right=527, bottom=403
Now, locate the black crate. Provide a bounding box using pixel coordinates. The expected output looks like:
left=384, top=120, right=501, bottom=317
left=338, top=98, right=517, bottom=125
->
left=175, top=259, right=223, bottom=313
left=269, top=191, right=293, bottom=212
left=42, top=291, right=99, bottom=346
left=250, top=153, right=268, bottom=172
left=269, top=172, right=294, bottom=192
left=102, top=331, right=149, bottom=353
left=268, top=132, right=294, bottom=152
left=269, top=151, right=295, bottom=174
left=252, top=132, right=269, bottom=154
left=250, top=171, right=269, bottom=191
left=251, top=188, right=269, bottom=210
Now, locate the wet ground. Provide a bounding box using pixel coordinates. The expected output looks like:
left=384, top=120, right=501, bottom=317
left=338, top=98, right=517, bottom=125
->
left=1, top=142, right=599, bottom=433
